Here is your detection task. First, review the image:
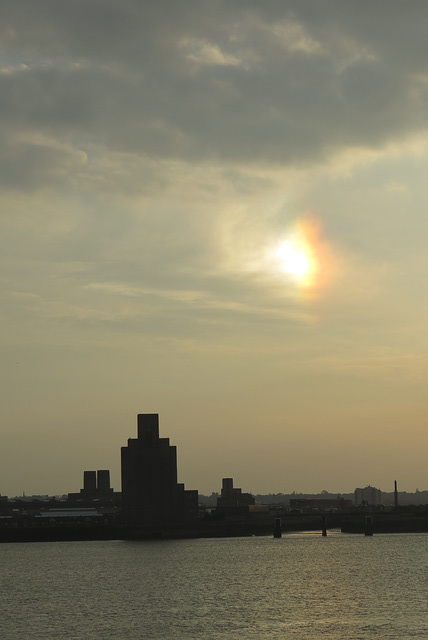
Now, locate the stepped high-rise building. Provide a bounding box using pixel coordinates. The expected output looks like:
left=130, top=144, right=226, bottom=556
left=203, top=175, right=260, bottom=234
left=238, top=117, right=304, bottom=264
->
left=121, top=414, right=198, bottom=532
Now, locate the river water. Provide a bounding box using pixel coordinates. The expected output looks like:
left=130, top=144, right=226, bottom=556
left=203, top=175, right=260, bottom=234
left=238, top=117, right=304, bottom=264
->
left=0, top=531, right=426, bottom=639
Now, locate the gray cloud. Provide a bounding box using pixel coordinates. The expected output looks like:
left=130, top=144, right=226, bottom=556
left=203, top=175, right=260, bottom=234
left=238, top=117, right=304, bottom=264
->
left=1, top=0, right=428, bottom=195
left=0, top=128, right=87, bottom=192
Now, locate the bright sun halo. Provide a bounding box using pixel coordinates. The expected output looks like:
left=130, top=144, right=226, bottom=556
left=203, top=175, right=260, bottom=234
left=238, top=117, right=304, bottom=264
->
left=273, top=218, right=326, bottom=289
left=276, top=241, right=310, bottom=277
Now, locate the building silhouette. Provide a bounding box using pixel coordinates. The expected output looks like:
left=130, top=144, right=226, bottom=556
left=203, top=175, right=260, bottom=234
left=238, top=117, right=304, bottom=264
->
left=289, top=497, right=352, bottom=511
left=354, top=485, right=382, bottom=506
left=68, top=469, right=114, bottom=501
left=84, top=470, right=97, bottom=494
left=216, top=477, right=255, bottom=514
left=121, top=414, right=198, bottom=533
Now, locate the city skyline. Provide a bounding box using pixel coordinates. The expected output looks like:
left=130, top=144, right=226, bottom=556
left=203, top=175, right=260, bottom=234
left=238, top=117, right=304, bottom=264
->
left=2, top=2, right=428, bottom=496
left=1, top=413, right=425, bottom=500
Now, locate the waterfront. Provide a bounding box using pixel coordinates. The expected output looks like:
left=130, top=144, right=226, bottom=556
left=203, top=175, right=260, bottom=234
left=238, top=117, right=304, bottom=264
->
left=1, top=532, right=426, bottom=639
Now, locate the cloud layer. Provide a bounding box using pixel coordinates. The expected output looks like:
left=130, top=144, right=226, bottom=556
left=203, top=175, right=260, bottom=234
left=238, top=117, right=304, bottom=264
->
left=2, top=1, right=428, bottom=187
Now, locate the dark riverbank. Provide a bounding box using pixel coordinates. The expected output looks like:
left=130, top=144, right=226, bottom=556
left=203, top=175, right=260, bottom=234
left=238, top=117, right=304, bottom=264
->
left=341, top=513, right=428, bottom=534
left=2, top=510, right=428, bottom=542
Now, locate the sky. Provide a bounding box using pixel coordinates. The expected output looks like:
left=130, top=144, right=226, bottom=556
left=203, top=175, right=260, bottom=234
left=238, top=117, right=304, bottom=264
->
left=2, top=1, right=428, bottom=497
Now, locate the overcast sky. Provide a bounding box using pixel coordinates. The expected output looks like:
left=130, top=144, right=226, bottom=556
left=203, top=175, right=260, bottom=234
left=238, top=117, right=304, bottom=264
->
left=2, top=1, right=428, bottom=497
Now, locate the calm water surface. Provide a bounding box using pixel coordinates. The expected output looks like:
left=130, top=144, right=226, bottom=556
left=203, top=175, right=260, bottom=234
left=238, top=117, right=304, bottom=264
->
left=0, top=532, right=426, bottom=639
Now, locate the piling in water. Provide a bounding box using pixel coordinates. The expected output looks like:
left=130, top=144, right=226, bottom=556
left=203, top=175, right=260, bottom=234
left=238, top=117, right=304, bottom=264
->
left=321, top=514, right=327, bottom=536
left=365, top=515, right=374, bottom=536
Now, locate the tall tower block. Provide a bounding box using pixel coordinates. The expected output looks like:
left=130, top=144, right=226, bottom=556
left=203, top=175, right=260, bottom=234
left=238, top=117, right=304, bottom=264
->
left=121, top=414, right=197, bottom=532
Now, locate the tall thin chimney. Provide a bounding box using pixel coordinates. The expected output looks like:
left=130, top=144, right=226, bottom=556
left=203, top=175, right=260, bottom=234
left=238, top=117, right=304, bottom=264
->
left=394, top=480, right=398, bottom=507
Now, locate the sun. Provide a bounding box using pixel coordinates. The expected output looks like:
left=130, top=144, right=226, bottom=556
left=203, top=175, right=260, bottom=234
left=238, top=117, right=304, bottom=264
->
left=276, top=241, right=311, bottom=278
left=275, top=218, right=322, bottom=288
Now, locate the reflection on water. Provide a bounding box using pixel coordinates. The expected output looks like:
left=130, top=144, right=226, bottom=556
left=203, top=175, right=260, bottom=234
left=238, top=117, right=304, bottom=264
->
left=0, top=532, right=427, bottom=639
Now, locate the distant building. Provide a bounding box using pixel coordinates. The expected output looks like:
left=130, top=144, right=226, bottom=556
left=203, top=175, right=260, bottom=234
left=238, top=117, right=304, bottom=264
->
left=354, top=486, right=382, bottom=506
left=216, top=478, right=255, bottom=514
left=290, top=498, right=352, bottom=511
left=38, top=508, right=103, bottom=519
left=0, top=494, right=8, bottom=516
left=121, top=414, right=198, bottom=531
left=68, top=469, right=115, bottom=502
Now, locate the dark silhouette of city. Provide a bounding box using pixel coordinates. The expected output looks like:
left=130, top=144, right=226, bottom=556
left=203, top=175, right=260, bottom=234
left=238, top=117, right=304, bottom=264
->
left=0, top=412, right=428, bottom=542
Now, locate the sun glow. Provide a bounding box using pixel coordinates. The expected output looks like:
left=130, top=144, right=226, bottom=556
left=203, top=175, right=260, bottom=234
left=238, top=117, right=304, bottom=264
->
left=275, top=218, right=323, bottom=288
left=277, top=241, right=311, bottom=277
